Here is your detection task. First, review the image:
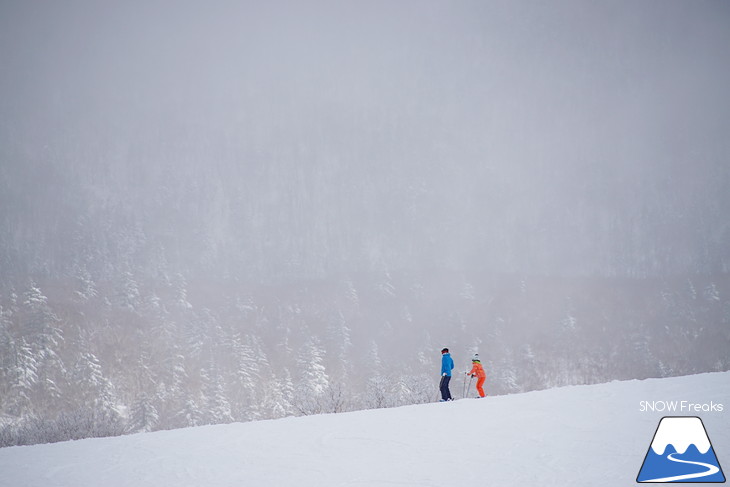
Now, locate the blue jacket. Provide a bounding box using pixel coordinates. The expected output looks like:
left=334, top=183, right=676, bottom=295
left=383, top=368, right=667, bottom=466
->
left=441, top=353, right=454, bottom=377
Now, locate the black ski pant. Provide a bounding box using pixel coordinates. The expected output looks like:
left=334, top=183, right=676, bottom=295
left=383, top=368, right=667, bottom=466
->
left=439, top=375, right=452, bottom=401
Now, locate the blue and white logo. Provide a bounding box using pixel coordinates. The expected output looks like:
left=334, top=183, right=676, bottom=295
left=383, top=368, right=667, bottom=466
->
left=637, top=416, right=725, bottom=483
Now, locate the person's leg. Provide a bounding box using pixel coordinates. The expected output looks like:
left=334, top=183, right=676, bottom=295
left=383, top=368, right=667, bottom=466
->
left=444, top=375, right=452, bottom=400
left=476, top=377, right=485, bottom=397
left=439, top=376, right=448, bottom=400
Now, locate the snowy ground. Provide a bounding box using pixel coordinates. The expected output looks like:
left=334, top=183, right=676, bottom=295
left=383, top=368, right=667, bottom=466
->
left=1, top=372, right=728, bottom=487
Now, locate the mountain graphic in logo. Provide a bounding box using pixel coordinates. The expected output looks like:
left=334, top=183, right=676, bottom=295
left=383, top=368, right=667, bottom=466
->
left=637, top=416, right=725, bottom=483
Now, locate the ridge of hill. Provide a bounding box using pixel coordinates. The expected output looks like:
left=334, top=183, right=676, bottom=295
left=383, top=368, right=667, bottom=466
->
left=1, top=372, right=728, bottom=487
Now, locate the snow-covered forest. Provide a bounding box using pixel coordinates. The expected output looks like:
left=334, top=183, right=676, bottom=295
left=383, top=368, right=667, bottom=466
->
left=1, top=0, right=729, bottom=445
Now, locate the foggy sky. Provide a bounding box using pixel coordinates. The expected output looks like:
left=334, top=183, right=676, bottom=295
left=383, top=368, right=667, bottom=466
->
left=1, top=0, right=729, bottom=279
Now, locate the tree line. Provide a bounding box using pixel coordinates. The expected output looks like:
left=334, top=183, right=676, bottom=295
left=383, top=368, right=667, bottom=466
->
left=1, top=270, right=727, bottom=447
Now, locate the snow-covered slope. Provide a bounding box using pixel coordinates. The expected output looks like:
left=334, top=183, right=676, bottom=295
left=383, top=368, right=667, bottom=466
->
left=2, top=372, right=728, bottom=487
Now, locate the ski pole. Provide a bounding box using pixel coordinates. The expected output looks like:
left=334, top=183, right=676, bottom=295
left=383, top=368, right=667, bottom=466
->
left=437, top=375, right=445, bottom=401
left=462, top=373, right=467, bottom=399
left=467, top=375, right=474, bottom=398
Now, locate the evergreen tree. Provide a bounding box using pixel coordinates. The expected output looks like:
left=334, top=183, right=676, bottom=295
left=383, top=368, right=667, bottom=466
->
left=516, top=343, right=540, bottom=392
left=71, top=350, right=117, bottom=414
left=72, top=265, right=98, bottom=303
left=161, top=352, right=189, bottom=428
left=277, top=368, right=296, bottom=417
left=378, top=272, right=396, bottom=298
left=342, top=279, right=360, bottom=307
left=172, top=273, right=193, bottom=310
left=117, top=271, right=141, bottom=311
left=0, top=304, right=12, bottom=397
left=326, top=311, right=353, bottom=381
left=364, top=341, right=390, bottom=409
left=263, top=371, right=294, bottom=419
left=4, top=338, right=38, bottom=417
left=131, top=351, right=158, bottom=419
left=20, top=282, right=66, bottom=412
left=129, top=392, right=160, bottom=433
left=704, top=283, right=720, bottom=302
left=294, top=336, right=329, bottom=415
left=231, top=334, right=261, bottom=421
left=201, top=364, right=233, bottom=425
left=177, top=397, right=203, bottom=428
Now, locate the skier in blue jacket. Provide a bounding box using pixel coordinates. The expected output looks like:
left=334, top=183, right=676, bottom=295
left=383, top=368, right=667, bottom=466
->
left=439, top=348, right=454, bottom=401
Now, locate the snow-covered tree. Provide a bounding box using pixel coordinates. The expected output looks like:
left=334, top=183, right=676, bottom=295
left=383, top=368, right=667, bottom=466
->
left=516, top=343, right=540, bottom=392
left=172, top=273, right=193, bottom=310
left=201, top=364, right=234, bottom=425
left=394, top=373, right=434, bottom=405
left=294, top=336, right=329, bottom=415
left=0, top=304, right=12, bottom=392
left=160, top=352, right=189, bottom=427
left=230, top=334, right=262, bottom=421
left=278, top=368, right=297, bottom=416
left=263, top=371, right=294, bottom=419
left=704, top=283, right=720, bottom=302
left=326, top=311, right=353, bottom=381
left=460, top=281, right=475, bottom=301
left=20, top=283, right=66, bottom=411
left=4, top=338, right=38, bottom=417
left=365, top=374, right=391, bottom=409
left=363, top=341, right=391, bottom=408
left=378, top=272, right=396, bottom=298
left=72, top=265, right=98, bottom=302
left=342, top=279, right=360, bottom=307
left=117, top=271, right=141, bottom=311
left=177, top=397, right=203, bottom=428
left=128, top=392, right=160, bottom=433
left=687, top=279, right=697, bottom=300
left=71, top=350, right=117, bottom=414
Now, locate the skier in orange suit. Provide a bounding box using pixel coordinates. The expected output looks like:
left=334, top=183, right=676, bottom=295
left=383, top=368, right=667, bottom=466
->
left=466, top=354, right=486, bottom=398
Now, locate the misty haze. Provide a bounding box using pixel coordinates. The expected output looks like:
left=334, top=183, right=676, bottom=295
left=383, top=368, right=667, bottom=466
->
left=1, top=0, right=729, bottom=445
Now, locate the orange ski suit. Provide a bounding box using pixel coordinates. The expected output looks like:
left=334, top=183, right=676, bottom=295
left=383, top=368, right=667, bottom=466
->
left=467, top=361, right=486, bottom=398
